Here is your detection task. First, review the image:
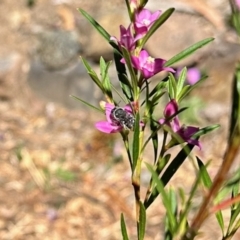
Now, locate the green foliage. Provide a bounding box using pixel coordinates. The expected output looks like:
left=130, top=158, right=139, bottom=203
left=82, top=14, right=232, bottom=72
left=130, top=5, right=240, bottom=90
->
left=197, top=158, right=224, bottom=233
left=100, top=57, right=113, bottom=101
left=55, top=168, right=76, bottom=182
left=146, top=163, right=177, bottom=234
left=113, top=51, right=134, bottom=101
left=70, top=95, right=103, bottom=112
left=77, top=1, right=232, bottom=239
left=165, top=38, right=214, bottom=67
left=121, top=213, right=130, bottom=240
left=132, top=112, right=141, bottom=171
left=138, top=202, right=146, bottom=240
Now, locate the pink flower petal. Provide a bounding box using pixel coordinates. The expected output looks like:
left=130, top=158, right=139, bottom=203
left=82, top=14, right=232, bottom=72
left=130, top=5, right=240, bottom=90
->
left=150, top=11, right=161, bottom=22
left=123, top=104, right=133, bottom=113
left=187, top=68, right=201, bottom=85
left=105, top=103, right=115, bottom=122
left=142, top=68, right=153, bottom=79
left=130, top=55, right=140, bottom=69
left=139, top=50, right=149, bottom=63
left=164, top=99, right=178, bottom=117
left=95, top=121, right=122, bottom=133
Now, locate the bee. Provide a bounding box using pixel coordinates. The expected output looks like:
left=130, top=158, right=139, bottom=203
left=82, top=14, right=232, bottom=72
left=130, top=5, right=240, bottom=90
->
left=111, top=107, right=135, bottom=130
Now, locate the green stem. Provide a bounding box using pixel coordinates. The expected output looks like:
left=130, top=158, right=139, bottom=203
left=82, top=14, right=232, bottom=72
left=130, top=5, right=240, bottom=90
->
left=121, top=132, right=133, bottom=171
left=132, top=158, right=142, bottom=222
left=182, top=132, right=240, bottom=240
left=132, top=131, right=144, bottom=225
left=159, top=130, right=168, bottom=158
left=144, top=131, right=169, bottom=202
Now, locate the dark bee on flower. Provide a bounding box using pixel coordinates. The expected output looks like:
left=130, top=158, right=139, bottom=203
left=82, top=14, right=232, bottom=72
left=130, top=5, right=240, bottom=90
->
left=111, top=107, right=135, bottom=130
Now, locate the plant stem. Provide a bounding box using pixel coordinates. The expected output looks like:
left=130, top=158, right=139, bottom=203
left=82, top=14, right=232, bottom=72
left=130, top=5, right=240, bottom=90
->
left=183, top=131, right=240, bottom=240
left=121, top=132, right=133, bottom=170
left=132, top=131, right=144, bottom=231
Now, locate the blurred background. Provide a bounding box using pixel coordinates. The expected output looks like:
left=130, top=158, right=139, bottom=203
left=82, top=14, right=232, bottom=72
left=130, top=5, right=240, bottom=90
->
left=0, top=0, right=240, bottom=239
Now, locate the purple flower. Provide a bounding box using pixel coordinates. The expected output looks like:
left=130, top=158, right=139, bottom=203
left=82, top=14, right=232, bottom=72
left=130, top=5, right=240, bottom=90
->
left=129, top=49, right=175, bottom=79
left=134, top=8, right=161, bottom=40
left=159, top=99, right=201, bottom=148
left=95, top=103, right=134, bottom=133
left=110, top=25, right=135, bottom=51
left=236, top=0, right=240, bottom=9
left=186, top=68, right=201, bottom=85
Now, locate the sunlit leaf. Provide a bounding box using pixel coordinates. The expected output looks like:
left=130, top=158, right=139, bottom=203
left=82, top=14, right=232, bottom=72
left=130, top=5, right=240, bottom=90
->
left=177, top=67, right=187, bottom=98
left=165, top=38, right=214, bottom=67
left=177, top=75, right=207, bottom=102
left=70, top=95, right=103, bottom=113
left=197, top=157, right=224, bottom=233
left=132, top=112, right=140, bottom=171
left=138, top=202, right=146, bottom=240
left=120, top=213, right=129, bottom=240
left=146, top=163, right=177, bottom=232
left=100, top=57, right=113, bottom=101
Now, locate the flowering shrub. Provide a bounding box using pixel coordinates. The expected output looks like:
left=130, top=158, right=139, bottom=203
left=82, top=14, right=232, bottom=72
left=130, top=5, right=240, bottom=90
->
left=74, top=0, right=240, bottom=239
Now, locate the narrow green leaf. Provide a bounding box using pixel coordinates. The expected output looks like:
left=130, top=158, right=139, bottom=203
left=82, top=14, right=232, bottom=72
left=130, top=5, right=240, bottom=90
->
left=124, top=0, right=132, bottom=21
left=197, top=157, right=224, bottom=233
left=111, top=84, right=128, bottom=104
left=81, top=57, right=104, bottom=91
left=177, top=75, right=207, bottom=102
left=81, top=56, right=95, bottom=72
left=79, top=8, right=121, bottom=54
left=70, top=95, right=103, bottom=113
left=164, top=189, right=178, bottom=238
left=100, top=57, right=107, bottom=78
left=231, top=12, right=240, bottom=36
left=197, top=157, right=212, bottom=188
left=160, top=144, right=193, bottom=187
left=120, top=213, right=129, bottom=240
left=227, top=167, right=240, bottom=187
left=146, top=163, right=177, bottom=232
left=140, top=0, right=148, bottom=8
left=149, top=78, right=167, bottom=98
left=168, top=73, right=177, bottom=99
left=132, top=112, right=140, bottom=171
left=178, top=162, right=203, bottom=235
left=193, top=124, right=220, bottom=139
left=138, top=202, right=146, bottom=240
left=121, top=47, right=138, bottom=98
left=178, top=187, right=186, bottom=206
left=100, top=57, right=113, bottom=100
left=232, top=183, right=240, bottom=199
left=145, top=144, right=194, bottom=209
left=151, top=91, right=166, bottom=108
left=139, top=8, right=175, bottom=49
left=216, top=167, right=240, bottom=203
left=141, top=79, right=167, bottom=106
left=177, top=67, right=187, bottom=98
left=165, top=38, right=214, bottom=67
left=150, top=118, right=159, bottom=163
left=230, top=217, right=240, bottom=237
left=156, top=154, right=171, bottom=176
left=169, top=188, right=178, bottom=218
left=143, top=154, right=171, bottom=205
left=78, top=8, right=110, bottom=42
left=113, top=51, right=134, bottom=101
left=228, top=204, right=240, bottom=233
left=229, top=63, right=240, bottom=140
left=89, top=72, right=105, bottom=91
